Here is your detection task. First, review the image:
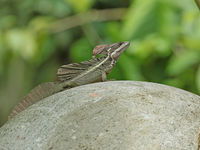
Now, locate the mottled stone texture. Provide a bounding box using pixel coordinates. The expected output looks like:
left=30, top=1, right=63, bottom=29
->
left=0, top=81, right=200, bottom=150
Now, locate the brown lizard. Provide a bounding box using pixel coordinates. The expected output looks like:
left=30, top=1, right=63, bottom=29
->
left=9, top=41, right=130, bottom=119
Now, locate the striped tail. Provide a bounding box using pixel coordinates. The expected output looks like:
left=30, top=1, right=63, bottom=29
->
left=8, top=82, right=62, bottom=119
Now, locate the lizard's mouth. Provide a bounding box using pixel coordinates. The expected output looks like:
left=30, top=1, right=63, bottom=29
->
left=111, top=41, right=130, bottom=60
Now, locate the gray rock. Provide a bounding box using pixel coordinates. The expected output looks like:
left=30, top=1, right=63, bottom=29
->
left=0, top=81, right=200, bottom=150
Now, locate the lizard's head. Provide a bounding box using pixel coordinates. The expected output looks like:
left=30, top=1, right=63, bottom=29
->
left=92, top=41, right=130, bottom=61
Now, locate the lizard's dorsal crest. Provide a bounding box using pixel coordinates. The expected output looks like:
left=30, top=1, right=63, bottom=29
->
left=57, top=58, right=100, bottom=81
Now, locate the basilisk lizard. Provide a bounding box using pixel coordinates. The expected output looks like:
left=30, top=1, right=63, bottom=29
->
left=9, top=41, right=130, bottom=119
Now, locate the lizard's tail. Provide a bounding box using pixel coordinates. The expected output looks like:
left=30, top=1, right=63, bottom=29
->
left=8, top=82, right=62, bottom=119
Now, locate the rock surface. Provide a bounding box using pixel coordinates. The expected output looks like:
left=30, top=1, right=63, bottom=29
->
left=0, top=81, right=200, bottom=150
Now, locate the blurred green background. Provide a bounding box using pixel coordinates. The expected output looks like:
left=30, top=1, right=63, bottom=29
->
left=0, top=0, right=200, bottom=126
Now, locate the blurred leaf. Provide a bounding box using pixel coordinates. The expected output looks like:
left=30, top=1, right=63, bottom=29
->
left=142, top=56, right=169, bottom=82
left=197, top=65, right=200, bottom=93
left=0, top=57, right=28, bottom=125
left=157, top=1, right=180, bottom=39
left=132, top=34, right=171, bottom=59
left=54, top=31, right=73, bottom=48
left=36, top=0, right=71, bottom=17
left=0, top=33, right=5, bottom=74
left=65, top=0, right=93, bottom=12
left=163, top=78, right=184, bottom=89
left=182, top=11, right=198, bottom=34
left=167, top=50, right=200, bottom=75
left=181, top=11, right=200, bottom=50
left=5, top=29, right=37, bottom=60
left=121, top=0, right=157, bottom=40
left=108, top=65, right=124, bottom=80
left=117, top=54, right=144, bottom=80
left=28, top=16, right=53, bottom=32
left=104, top=22, right=121, bottom=41
left=34, top=34, right=56, bottom=65
left=70, top=38, right=92, bottom=62
left=164, top=67, right=197, bottom=93
left=0, top=15, right=17, bottom=29
left=164, top=0, right=197, bottom=11
left=182, top=36, right=200, bottom=50
left=36, top=59, right=58, bottom=83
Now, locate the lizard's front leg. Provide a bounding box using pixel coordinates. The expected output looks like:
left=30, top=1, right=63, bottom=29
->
left=101, top=71, right=116, bottom=82
left=101, top=71, right=107, bottom=82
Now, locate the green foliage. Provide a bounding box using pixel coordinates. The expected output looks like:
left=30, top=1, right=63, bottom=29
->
left=0, top=0, right=200, bottom=125
left=70, top=38, right=93, bottom=62
left=167, top=50, right=200, bottom=75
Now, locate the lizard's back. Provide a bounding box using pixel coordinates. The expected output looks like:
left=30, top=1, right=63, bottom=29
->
left=57, top=56, right=112, bottom=85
